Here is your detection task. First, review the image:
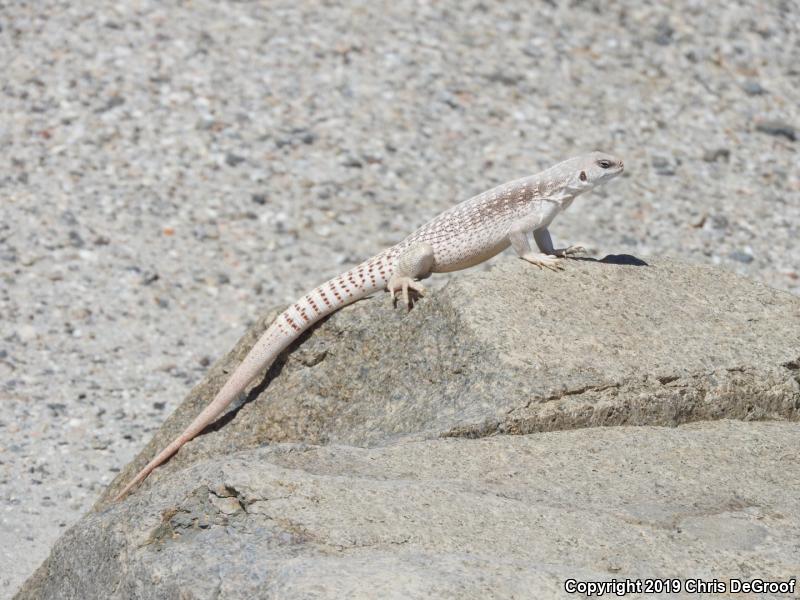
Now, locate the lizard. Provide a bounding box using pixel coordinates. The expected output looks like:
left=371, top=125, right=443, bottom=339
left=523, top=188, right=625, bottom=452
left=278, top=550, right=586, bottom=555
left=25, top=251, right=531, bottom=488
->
left=114, top=151, right=624, bottom=500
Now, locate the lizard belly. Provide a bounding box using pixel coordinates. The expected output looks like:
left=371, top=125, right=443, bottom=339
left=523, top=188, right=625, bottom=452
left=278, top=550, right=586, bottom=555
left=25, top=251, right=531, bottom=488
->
left=431, top=236, right=511, bottom=273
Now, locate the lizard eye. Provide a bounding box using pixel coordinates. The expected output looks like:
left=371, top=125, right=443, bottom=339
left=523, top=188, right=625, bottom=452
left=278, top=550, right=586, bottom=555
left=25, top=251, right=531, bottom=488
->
left=597, top=159, right=612, bottom=169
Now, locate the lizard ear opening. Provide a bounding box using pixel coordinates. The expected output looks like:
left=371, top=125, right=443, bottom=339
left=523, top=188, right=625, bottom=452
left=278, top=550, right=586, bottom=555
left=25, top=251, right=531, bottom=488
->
left=579, top=170, right=587, bottom=182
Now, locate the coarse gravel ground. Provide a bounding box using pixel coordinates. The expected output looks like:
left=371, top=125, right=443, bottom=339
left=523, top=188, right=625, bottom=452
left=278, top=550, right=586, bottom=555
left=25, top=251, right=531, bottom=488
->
left=1, top=0, right=798, bottom=596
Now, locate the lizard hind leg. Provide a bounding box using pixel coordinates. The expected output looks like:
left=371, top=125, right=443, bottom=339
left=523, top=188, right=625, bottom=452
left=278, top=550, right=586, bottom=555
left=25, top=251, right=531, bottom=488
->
left=386, top=242, right=435, bottom=310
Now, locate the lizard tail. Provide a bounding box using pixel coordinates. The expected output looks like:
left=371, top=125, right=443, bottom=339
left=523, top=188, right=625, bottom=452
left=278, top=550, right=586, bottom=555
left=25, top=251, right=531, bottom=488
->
left=113, top=251, right=395, bottom=501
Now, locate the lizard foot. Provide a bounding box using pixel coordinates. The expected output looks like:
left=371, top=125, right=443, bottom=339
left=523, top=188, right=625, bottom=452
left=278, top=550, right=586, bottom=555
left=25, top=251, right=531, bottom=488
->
left=519, top=253, right=564, bottom=271
left=554, top=244, right=587, bottom=258
left=387, top=276, right=426, bottom=310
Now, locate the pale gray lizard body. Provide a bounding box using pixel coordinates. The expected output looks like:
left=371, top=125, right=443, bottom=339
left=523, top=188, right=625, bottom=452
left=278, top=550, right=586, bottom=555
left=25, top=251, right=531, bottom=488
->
left=115, top=151, right=624, bottom=500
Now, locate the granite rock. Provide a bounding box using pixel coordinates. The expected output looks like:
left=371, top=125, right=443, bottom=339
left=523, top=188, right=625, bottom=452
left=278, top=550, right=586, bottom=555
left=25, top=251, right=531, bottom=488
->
left=100, top=257, right=800, bottom=506
left=17, top=421, right=800, bottom=599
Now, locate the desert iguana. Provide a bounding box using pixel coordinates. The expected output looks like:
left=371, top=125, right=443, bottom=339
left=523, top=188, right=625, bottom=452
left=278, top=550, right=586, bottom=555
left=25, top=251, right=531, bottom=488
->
left=115, top=151, right=624, bottom=500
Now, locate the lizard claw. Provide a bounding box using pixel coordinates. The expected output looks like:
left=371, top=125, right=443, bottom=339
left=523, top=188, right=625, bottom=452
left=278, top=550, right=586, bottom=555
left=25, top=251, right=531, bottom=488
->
left=554, top=244, right=587, bottom=258
left=387, top=276, right=426, bottom=310
left=520, top=253, right=564, bottom=271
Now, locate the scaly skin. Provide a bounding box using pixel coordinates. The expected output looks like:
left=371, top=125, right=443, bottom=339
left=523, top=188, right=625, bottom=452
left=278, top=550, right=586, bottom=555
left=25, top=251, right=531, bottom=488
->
left=114, top=151, right=624, bottom=500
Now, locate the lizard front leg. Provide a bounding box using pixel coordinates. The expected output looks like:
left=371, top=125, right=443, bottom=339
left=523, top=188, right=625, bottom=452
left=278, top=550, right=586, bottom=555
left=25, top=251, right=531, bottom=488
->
left=509, top=230, right=563, bottom=271
left=387, top=242, right=435, bottom=309
left=533, top=228, right=585, bottom=258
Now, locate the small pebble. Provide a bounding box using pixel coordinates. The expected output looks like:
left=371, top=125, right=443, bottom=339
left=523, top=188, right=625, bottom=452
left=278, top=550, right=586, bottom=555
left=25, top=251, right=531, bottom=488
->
left=702, top=148, right=730, bottom=163
left=755, top=120, right=796, bottom=142
left=729, top=250, right=755, bottom=264
left=225, top=152, right=246, bottom=167
left=741, top=81, right=766, bottom=95
left=651, top=156, right=677, bottom=176
left=654, top=18, right=674, bottom=45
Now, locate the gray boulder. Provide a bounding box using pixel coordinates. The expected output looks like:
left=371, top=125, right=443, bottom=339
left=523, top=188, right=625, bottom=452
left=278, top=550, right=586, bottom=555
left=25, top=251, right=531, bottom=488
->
left=17, top=257, right=800, bottom=599
left=17, top=423, right=800, bottom=599
left=106, top=256, right=800, bottom=504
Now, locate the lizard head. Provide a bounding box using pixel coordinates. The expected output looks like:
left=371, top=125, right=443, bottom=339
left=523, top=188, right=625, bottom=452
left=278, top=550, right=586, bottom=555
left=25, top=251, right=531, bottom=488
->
left=570, top=151, right=624, bottom=191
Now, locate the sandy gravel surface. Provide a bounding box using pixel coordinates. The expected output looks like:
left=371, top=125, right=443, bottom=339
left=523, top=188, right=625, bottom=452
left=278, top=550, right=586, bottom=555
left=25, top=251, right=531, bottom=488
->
left=1, top=0, right=797, bottom=595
